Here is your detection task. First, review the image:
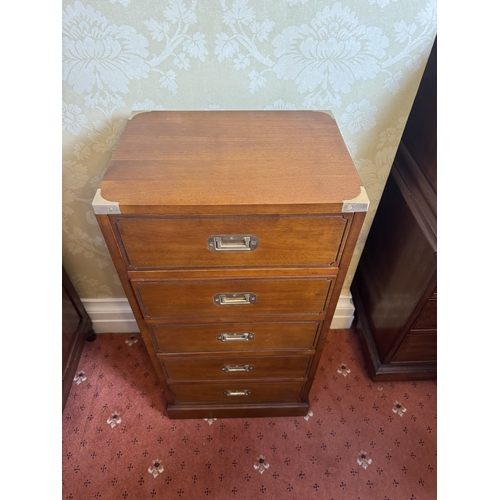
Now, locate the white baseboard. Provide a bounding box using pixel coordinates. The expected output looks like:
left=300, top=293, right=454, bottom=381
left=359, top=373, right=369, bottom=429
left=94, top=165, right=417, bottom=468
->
left=330, top=293, right=356, bottom=329
left=82, top=294, right=355, bottom=333
left=82, top=298, right=140, bottom=333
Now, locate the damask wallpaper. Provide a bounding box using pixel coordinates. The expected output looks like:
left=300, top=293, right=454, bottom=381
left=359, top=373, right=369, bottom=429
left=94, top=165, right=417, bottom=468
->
left=62, top=0, right=437, bottom=299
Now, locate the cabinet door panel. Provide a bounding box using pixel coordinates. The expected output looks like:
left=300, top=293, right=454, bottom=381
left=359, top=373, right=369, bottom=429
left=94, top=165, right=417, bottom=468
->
left=391, top=334, right=437, bottom=363
left=411, top=299, right=437, bottom=330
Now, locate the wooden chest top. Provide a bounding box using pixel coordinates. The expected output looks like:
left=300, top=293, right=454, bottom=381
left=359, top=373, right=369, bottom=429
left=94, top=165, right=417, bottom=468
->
left=95, top=111, right=366, bottom=215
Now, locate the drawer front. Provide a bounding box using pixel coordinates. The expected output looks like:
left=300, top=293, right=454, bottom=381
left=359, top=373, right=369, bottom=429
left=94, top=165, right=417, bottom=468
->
left=170, top=381, right=304, bottom=404
left=161, top=355, right=311, bottom=381
left=411, top=298, right=437, bottom=330
left=114, top=215, right=349, bottom=269
left=392, top=333, right=437, bottom=362
left=152, top=322, right=320, bottom=352
left=134, top=278, right=333, bottom=319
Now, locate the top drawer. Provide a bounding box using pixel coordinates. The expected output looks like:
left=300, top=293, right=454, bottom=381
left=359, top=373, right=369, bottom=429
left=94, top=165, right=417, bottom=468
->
left=112, top=215, right=349, bottom=269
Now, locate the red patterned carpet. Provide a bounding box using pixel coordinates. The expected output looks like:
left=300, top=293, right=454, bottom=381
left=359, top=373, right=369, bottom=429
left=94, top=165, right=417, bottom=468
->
left=62, top=328, right=437, bottom=499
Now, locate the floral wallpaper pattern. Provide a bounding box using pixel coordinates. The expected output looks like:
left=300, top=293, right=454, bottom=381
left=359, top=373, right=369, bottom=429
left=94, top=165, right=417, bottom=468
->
left=62, top=0, right=437, bottom=298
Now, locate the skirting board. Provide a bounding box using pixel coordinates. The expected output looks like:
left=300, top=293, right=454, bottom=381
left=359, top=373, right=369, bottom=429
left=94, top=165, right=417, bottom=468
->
left=82, top=294, right=355, bottom=334
left=81, top=298, right=139, bottom=334
left=331, top=293, right=356, bottom=329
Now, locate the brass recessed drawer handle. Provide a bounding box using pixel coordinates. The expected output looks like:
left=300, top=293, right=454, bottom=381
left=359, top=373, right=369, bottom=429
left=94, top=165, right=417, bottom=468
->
left=223, top=390, right=251, bottom=396
left=221, top=364, right=254, bottom=373
left=208, top=234, right=258, bottom=252
left=217, top=332, right=255, bottom=342
left=214, top=293, right=257, bottom=305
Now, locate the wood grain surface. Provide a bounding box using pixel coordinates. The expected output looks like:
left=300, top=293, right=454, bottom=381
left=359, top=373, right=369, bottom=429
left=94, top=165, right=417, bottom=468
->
left=151, top=321, right=320, bottom=352
left=99, top=111, right=363, bottom=214
left=113, top=214, right=350, bottom=269
left=95, top=111, right=366, bottom=417
left=161, top=354, right=311, bottom=381
left=133, top=278, right=333, bottom=320
left=169, top=381, right=305, bottom=404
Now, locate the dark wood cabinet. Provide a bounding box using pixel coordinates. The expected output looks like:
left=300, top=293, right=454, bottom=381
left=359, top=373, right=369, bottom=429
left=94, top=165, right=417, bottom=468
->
left=93, top=110, right=367, bottom=418
left=352, top=38, right=437, bottom=381
left=62, top=267, right=96, bottom=410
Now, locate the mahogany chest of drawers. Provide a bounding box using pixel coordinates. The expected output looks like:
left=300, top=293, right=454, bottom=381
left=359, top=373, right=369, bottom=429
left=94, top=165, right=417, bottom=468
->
left=352, top=39, right=436, bottom=381
left=92, top=110, right=368, bottom=419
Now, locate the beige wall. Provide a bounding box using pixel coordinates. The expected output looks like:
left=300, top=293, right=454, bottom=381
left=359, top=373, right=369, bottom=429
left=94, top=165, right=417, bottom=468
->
left=62, top=0, right=437, bottom=298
